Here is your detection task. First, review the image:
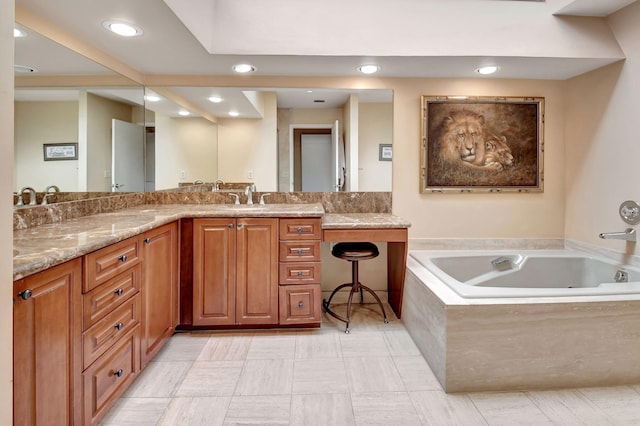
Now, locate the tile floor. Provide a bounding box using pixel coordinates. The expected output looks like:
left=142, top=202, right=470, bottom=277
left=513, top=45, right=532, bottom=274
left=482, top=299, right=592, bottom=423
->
left=101, top=303, right=640, bottom=425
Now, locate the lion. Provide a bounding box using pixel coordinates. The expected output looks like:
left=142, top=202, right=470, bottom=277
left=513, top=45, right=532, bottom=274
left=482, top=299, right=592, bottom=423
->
left=483, top=128, right=514, bottom=170
left=437, top=110, right=501, bottom=170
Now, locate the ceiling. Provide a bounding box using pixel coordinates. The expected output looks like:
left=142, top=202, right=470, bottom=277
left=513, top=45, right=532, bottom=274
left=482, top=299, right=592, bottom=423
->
left=13, top=0, right=636, bottom=118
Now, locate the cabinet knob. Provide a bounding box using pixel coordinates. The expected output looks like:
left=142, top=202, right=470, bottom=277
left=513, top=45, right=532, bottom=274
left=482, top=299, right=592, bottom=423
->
left=114, top=288, right=124, bottom=296
left=298, top=301, right=304, bottom=308
left=144, top=237, right=151, bottom=244
left=237, top=223, right=243, bottom=228
left=228, top=223, right=234, bottom=228
left=296, top=227, right=303, bottom=233
left=114, top=322, right=124, bottom=331
left=118, top=255, right=127, bottom=262
left=296, top=248, right=303, bottom=255
left=18, top=289, right=32, bottom=300
left=297, top=271, right=303, bottom=277
left=113, top=369, right=124, bottom=378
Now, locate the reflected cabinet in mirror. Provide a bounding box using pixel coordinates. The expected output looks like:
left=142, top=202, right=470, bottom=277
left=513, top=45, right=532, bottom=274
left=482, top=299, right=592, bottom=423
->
left=14, top=26, right=393, bottom=195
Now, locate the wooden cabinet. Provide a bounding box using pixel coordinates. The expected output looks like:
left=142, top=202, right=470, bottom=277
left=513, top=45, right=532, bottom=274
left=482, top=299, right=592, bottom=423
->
left=193, top=218, right=278, bottom=326
left=13, top=258, right=83, bottom=426
left=278, top=218, right=322, bottom=326
left=140, top=222, right=178, bottom=367
left=82, top=238, right=141, bottom=425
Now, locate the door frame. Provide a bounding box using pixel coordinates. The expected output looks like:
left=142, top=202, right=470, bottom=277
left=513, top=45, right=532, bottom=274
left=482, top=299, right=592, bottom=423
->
left=288, top=124, right=333, bottom=191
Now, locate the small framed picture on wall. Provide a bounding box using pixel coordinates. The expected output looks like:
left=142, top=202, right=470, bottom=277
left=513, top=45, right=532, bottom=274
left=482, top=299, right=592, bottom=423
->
left=379, top=144, right=392, bottom=161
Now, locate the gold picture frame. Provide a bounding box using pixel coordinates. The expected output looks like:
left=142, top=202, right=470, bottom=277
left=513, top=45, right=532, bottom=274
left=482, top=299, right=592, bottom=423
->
left=420, top=96, right=544, bottom=193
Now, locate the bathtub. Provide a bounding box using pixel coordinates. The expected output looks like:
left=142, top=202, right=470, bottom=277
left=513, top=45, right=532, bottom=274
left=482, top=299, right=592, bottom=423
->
left=402, top=248, right=640, bottom=393
left=411, top=250, right=640, bottom=299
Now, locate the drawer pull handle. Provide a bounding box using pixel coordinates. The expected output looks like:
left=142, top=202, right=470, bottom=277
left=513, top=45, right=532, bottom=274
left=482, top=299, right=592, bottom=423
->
left=114, top=322, right=124, bottom=331
left=296, top=248, right=303, bottom=255
left=296, top=227, right=303, bottom=233
left=298, top=301, right=304, bottom=308
left=113, top=369, right=124, bottom=378
left=144, top=237, right=151, bottom=244
left=114, top=288, right=124, bottom=296
left=118, top=255, right=127, bottom=262
left=18, top=289, right=32, bottom=300
left=297, top=271, right=303, bottom=277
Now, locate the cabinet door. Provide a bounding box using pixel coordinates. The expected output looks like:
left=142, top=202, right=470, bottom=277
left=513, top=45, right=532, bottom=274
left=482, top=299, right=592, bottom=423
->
left=193, top=219, right=237, bottom=326
left=236, top=218, right=279, bottom=325
left=140, top=222, right=178, bottom=367
left=13, top=259, right=82, bottom=426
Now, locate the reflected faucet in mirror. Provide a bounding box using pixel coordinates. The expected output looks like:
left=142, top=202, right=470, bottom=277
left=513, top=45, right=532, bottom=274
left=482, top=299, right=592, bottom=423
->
left=213, top=179, right=225, bottom=192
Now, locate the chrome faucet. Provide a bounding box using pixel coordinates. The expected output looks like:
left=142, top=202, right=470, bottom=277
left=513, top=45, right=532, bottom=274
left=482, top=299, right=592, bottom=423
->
left=19, top=187, right=37, bottom=205
left=491, top=256, right=514, bottom=271
left=45, top=185, right=60, bottom=193
left=245, top=184, right=256, bottom=204
left=41, top=193, right=56, bottom=205
left=213, top=179, right=225, bottom=191
left=599, top=228, right=637, bottom=242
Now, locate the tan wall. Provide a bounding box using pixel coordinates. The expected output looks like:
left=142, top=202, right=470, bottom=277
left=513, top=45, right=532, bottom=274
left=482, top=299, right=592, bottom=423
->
left=391, top=78, right=566, bottom=239
left=14, top=101, right=79, bottom=192
left=154, top=115, right=218, bottom=189
left=218, top=92, right=278, bottom=191
left=564, top=1, right=640, bottom=254
left=2, top=1, right=14, bottom=420
left=359, top=102, right=393, bottom=192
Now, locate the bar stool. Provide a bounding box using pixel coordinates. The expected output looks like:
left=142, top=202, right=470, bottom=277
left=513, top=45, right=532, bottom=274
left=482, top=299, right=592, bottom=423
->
left=322, top=242, right=388, bottom=333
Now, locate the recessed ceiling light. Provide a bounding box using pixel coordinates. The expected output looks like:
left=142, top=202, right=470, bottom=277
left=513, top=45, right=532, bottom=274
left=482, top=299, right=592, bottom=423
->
left=229, top=111, right=239, bottom=117
left=232, top=63, right=256, bottom=73
left=208, top=96, right=223, bottom=103
left=144, top=94, right=160, bottom=102
left=357, top=64, right=380, bottom=74
left=14, top=26, right=28, bottom=38
left=14, top=64, right=37, bottom=74
left=102, top=20, right=143, bottom=37
left=178, top=110, right=190, bottom=116
left=475, top=65, right=499, bottom=75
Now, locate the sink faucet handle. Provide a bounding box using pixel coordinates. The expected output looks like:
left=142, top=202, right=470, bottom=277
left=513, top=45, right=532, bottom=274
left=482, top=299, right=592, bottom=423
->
left=259, top=193, right=271, bottom=205
left=228, top=193, right=240, bottom=205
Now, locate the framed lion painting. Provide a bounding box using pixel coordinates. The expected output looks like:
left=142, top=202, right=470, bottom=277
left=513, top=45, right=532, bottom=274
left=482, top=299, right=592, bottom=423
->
left=420, top=96, right=544, bottom=193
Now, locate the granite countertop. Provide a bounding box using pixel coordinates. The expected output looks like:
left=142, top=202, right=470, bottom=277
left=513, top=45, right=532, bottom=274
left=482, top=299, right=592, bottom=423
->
left=322, top=213, right=411, bottom=229
left=13, top=204, right=410, bottom=281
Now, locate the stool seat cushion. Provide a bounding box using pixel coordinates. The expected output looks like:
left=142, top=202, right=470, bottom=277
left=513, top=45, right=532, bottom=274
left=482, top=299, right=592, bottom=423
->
left=331, top=242, right=379, bottom=261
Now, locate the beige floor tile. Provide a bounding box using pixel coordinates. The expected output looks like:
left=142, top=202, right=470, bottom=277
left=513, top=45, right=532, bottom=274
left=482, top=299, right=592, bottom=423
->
left=351, top=392, right=421, bottom=425
left=290, top=393, right=356, bottom=426
left=175, top=361, right=243, bottom=397
left=393, top=355, right=442, bottom=391
left=158, top=396, right=231, bottom=426
left=409, top=390, right=487, bottom=426
left=153, top=332, right=211, bottom=361
left=383, top=329, right=421, bottom=356
left=99, top=397, right=171, bottom=425
left=223, top=395, right=290, bottom=425
left=344, top=357, right=404, bottom=393
left=526, top=389, right=616, bottom=425
left=246, top=334, right=296, bottom=359
left=578, top=386, right=640, bottom=424
left=293, top=358, right=349, bottom=394
left=234, top=359, right=294, bottom=396
left=122, top=360, right=191, bottom=398
left=469, top=391, right=554, bottom=426
left=339, top=332, right=390, bottom=358
left=197, top=333, right=252, bottom=361
left=295, top=332, right=342, bottom=359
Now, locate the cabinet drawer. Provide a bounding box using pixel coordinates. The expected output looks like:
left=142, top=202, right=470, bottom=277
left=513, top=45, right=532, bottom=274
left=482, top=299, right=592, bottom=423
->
left=279, top=241, right=321, bottom=262
left=83, top=264, right=141, bottom=329
left=82, top=326, right=140, bottom=426
left=83, top=296, right=140, bottom=370
left=278, top=284, right=321, bottom=326
left=84, top=238, right=141, bottom=292
left=279, top=262, right=321, bottom=284
left=279, top=218, right=321, bottom=240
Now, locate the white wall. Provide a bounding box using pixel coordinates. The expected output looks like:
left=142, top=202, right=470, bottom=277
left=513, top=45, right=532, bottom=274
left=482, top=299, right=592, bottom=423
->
left=14, top=101, right=79, bottom=192
left=392, top=78, right=566, bottom=239
left=217, top=91, right=277, bottom=191
left=359, top=102, right=393, bottom=192
left=565, top=1, right=640, bottom=254
left=1, top=0, right=14, bottom=420
left=154, top=115, right=218, bottom=189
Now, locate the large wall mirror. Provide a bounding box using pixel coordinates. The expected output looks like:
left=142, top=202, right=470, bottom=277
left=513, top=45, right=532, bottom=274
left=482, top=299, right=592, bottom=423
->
left=14, top=26, right=393, bottom=195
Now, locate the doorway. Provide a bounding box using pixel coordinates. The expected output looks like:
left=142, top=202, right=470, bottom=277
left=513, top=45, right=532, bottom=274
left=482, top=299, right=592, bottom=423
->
left=293, top=128, right=331, bottom=191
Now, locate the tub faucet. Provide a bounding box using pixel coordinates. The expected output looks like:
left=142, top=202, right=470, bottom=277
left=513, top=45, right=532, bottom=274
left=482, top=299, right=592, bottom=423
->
left=491, top=256, right=514, bottom=271
left=213, top=179, right=225, bottom=191
left=19, top=187, right=37, bottom=205
left=599, top=228, right=636, bottom=242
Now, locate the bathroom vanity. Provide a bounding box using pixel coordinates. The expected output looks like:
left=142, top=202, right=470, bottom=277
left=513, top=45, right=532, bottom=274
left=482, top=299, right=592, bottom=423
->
left=12, top=202, right=409, bottom=425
